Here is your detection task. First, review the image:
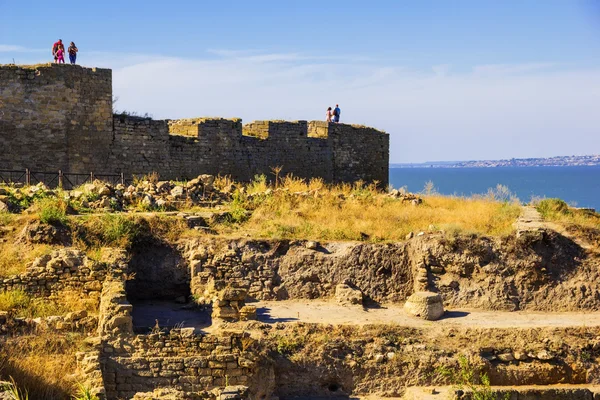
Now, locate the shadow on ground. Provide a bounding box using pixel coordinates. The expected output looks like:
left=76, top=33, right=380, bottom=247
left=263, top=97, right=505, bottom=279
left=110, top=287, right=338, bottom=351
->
left=131, top=300, right=211, bottom=333
left=256, top=307, right=299, bottom=323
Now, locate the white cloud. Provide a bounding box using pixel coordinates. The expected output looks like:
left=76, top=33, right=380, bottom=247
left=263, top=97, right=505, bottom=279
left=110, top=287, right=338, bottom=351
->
left=0, top=44, right=45, bottom=53
left=472, top=62, right=556, bottom=76
left=0, top=45, right=25, bottom=52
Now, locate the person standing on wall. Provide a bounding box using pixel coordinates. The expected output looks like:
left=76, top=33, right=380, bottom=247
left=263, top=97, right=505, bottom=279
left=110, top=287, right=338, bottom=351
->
left=55, top=46, right=66, bottom=64
left=326, top=106, right=333, bottom=122
left=333, top=104, right=341, bottom=123
left=68, top=42, right=78, bottom=64
left=51, top=39, right=63, bottom=63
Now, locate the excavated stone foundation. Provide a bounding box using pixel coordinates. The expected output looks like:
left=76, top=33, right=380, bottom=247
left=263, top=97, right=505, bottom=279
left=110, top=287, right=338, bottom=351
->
left=3, top=227, right=598, bottom=399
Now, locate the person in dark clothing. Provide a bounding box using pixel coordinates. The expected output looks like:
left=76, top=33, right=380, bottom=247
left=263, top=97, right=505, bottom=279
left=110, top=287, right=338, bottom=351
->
left=333, top=104, right=341, bottom=123
left=68, top=42, right=78, bottom=64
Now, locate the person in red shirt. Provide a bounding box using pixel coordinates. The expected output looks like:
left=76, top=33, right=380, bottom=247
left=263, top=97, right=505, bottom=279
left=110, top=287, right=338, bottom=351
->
left=52, top=39, right=63, bottom=63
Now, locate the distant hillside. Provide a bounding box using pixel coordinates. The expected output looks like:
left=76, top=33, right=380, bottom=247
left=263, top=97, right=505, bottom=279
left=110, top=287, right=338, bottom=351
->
left=391, top=154, right=600, bottom=168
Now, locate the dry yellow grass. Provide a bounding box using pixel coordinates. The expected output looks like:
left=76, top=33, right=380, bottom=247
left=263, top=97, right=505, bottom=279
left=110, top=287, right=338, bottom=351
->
left=214, top=176, right=521, bottom=241
left=0, top=289, right=99, bottom=318
left=0, top=242, right=54, bottom=277
left=0, top=333, right=85, bottom=399
left=0, top=214, right=55, bottom=277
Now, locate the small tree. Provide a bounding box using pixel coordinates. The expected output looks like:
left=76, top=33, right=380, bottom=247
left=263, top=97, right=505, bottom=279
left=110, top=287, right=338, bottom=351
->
left=270, top=166, right=284, bottom=189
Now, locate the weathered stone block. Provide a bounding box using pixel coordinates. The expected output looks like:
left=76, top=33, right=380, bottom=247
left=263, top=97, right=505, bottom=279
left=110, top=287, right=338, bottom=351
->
left=403, top=291, right=445, bottom=321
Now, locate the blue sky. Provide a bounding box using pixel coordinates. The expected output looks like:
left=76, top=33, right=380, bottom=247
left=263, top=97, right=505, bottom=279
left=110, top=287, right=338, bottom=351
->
left=2, top=0, right=600, bottom=162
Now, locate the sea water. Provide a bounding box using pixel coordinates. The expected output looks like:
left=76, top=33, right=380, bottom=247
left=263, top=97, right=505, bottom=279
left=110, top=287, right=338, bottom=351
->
left=389, top=166, right=600, bottom=210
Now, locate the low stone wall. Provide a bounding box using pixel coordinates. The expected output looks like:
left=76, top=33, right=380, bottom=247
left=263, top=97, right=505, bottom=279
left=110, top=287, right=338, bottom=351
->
left=0, top=249, right=107, bottom=298
left=100, top=330, right=260, bottom=400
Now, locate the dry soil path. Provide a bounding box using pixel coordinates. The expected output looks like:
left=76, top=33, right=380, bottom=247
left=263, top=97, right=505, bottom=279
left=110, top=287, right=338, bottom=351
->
left=254, top=300, right=600, bottom=329
left=515, top=205, right=547, bottom=233
left=515, top=205, right=565, bottom=236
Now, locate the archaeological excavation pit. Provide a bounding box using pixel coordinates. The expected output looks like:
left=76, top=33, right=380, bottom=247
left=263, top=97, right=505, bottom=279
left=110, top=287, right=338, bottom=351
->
left=125, top=243, right=211, bottom=333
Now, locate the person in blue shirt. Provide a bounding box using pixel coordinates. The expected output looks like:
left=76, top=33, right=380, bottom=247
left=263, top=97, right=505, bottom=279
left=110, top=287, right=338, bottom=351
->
left=333, top=104, right=341, bottom=123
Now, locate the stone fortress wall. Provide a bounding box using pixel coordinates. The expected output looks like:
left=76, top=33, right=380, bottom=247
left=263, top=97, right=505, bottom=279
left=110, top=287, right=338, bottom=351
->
left=0, top=64, right=389, bottom=185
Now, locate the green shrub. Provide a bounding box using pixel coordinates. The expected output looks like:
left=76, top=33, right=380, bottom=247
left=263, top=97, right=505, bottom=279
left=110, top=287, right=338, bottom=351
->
left=72, top=382, right=99, bottom=400
left=36, top=197, right=69, bottom=225
left=226, top=193, right=250, bottom=224
left=8, top=190, right=46, bottom=210
left=536, top=198, right=570, bottom=218
left=101, top=215, right=139, bottom=245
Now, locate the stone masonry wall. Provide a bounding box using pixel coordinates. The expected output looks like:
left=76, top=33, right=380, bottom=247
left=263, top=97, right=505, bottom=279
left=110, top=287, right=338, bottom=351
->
left=0, top=63, right=389, bottom=186
left=242, top=120, right=333, bottom=182
left=108, top=118, right=383, bottom=183
left=0, top=64, right=113, bottom=173
left=110, top=116, right=171, bottom=176
left=168, top=118, right=248, bottom=180
left=329, top=123, right=390, bottom=185
left=100, top=330, right=258, bottom=400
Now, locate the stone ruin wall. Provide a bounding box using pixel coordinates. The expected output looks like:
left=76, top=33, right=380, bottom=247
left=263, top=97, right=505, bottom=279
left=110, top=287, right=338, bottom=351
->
left=0, top=63, right=389, bottom=186
left=0, top=249, right=107, bottom=299
left=99, top=330, right=260, bottom=400
left=181, top=239, right=416, bottom=306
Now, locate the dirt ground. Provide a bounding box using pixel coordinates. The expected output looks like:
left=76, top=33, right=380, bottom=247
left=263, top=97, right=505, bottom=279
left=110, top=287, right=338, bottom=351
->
left=253, top=299, right=600, bottom=329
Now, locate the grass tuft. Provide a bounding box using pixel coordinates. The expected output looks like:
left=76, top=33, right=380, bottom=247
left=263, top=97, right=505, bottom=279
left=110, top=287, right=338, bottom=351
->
left=72, top=382, right=99, bottom=400
left=36, top=198, right=69, bottom=226
left=0, top=289, right=97, bottom=318
left=0, top=377, right=29, bottom=400
left=0, top=290, right=31, bottom=314
left=74, top=214, right=139, bottom=249
left=536, top=198, right=571, bottom=218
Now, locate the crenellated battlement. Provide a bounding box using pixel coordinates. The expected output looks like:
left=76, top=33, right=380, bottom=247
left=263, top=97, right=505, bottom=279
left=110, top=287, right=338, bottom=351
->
left=0, top=63, right=389, bottom=185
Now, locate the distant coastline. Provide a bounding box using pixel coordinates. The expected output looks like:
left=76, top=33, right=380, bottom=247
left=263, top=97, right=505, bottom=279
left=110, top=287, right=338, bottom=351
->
left=391, top=154, right=600, bottom=168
